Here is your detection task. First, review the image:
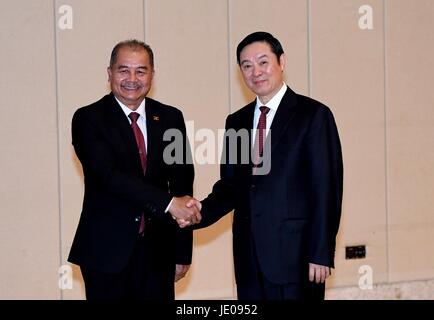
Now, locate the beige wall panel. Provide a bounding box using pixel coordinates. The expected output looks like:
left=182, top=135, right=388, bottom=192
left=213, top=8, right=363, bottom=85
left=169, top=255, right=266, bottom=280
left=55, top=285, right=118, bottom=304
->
left=55, top=0, right=144, bottom=299
left=0, top=1, right=60, bottom=298
left=311, top=0, right=388, bottom=287
left=386, top=0, right=434, bottom=282
left=146, top=0, right=234, bottom=299
left=230, top=0, right=308, bottom=111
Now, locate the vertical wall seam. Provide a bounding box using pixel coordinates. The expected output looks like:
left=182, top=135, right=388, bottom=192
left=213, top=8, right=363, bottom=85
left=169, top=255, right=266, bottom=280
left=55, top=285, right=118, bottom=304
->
left=143, top=0, right=147, bottom=42
left=383, top=0, right=391, bottom=283
left=307, top=0, right=312, bottom=97
left=227, top=0, right=233, bottom=115
left=227, top=0, right=237, bottom=299
left=53, top=0, right=64, bottom=300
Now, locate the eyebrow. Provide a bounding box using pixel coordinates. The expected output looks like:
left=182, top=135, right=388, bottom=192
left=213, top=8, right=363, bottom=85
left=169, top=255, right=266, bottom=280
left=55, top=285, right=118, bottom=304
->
left=117, top=65, right=149, bottom=70
left=240, top=54, right=269, bottom=65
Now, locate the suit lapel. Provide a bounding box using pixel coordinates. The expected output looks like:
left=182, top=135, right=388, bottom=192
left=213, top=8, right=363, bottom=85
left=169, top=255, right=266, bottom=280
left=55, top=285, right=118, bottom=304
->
left=251, top=87, right=298, bottom=179
left=235, top=102, right=255, bottom=180
left=234, top=101, right=255, bottom=166
left=243, top=102, right=256, bottom=147
left=103, top=93, right=143, bottom=172
left=145, top=98, right=162, bottom=175
left=268, top=86, right=298, bottom=154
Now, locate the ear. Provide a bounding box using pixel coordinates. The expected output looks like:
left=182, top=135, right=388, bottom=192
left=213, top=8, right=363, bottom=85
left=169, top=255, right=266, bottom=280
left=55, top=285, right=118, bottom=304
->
left=279, top=53, right=286, bottom=71
left=107, top=67, right=112, bottom=82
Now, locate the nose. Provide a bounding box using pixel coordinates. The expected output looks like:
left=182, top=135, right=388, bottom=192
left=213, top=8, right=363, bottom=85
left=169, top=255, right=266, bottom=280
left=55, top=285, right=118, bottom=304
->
left=252, top=65, right=262, bottom=77
left=129, top=72, right=137, bottom=81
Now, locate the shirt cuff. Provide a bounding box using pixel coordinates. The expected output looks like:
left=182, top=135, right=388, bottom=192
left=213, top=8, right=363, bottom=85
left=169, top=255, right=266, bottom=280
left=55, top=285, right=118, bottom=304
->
left=165, top=197, right=174, bottom=213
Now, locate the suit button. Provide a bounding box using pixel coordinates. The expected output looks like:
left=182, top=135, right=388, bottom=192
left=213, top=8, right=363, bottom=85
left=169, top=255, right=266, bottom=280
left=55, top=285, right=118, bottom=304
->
left=251, top=184, right=256, bottom=190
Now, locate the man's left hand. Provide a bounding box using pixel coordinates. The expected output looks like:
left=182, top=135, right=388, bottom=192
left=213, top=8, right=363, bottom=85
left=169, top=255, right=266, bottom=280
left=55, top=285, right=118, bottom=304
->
left=309, top=263, right=331, bottom=283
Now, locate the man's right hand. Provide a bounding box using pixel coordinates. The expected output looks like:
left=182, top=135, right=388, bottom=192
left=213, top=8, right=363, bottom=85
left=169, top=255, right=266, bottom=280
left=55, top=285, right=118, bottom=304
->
left=169, top=196, right=201, bottom=228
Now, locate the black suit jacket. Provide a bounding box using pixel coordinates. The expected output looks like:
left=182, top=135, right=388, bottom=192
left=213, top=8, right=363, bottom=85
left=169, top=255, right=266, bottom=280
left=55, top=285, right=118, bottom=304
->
left=200, top=87, right=343, bottom=284
left=68, top=93, right=194, bottom=274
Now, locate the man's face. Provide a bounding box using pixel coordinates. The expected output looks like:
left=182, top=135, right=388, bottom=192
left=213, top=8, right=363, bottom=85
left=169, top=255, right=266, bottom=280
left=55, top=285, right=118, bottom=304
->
left=239, top=41, right=285, bottom=104
left=107, top=47, right=154, bottom=110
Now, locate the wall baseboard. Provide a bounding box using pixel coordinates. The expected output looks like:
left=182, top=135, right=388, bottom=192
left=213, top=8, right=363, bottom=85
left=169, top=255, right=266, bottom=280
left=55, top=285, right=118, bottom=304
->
left=326, top=279, right=434, bottom=300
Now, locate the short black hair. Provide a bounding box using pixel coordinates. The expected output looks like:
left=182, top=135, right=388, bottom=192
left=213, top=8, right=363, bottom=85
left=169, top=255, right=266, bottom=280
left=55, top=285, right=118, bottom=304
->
left=109, top=39, right=154, bottom=69
left=236, top=31, right=284, bottom=65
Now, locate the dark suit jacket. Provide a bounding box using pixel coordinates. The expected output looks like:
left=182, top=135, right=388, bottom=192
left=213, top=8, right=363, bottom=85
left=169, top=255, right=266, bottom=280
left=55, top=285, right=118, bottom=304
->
left=68, top=93, right=194, bottom=275
left=200, top=86, right=343, bottom=285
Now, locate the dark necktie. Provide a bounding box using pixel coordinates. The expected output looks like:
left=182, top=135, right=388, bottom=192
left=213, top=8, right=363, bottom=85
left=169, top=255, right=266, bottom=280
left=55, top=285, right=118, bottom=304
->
left=253, top=106, right=270, bottom=167
left=128, top=112, right=146, bottom=234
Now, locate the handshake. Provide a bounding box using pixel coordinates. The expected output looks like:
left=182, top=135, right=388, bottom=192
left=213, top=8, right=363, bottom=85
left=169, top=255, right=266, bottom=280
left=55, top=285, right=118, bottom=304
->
left=168, top=196, right=202, bottom=228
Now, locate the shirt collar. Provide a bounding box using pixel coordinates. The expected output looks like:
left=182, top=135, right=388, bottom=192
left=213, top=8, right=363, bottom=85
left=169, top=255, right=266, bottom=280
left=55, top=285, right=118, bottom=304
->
left=115, top=96, right=146, bottom=119
left=255, top=82, right=287, bottom=112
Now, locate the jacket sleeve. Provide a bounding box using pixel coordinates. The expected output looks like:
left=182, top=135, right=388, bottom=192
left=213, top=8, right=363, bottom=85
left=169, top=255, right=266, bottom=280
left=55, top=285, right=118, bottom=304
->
left=306, top=106, right=343, bottom=268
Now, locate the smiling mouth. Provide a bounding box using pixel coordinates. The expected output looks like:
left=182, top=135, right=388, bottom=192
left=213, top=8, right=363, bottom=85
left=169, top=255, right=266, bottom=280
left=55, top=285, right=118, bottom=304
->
left=121, top=82, right=142, bottom=90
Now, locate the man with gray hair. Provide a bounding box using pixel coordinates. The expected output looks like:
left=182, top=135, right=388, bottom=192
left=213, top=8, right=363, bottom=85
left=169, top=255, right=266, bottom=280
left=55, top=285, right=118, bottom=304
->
left=68, top=39, right=200, bottom=300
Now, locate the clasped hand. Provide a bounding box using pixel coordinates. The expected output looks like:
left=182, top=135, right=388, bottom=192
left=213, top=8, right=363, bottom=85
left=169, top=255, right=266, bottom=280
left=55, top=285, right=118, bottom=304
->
left=168, top=196, right=202, bottom=228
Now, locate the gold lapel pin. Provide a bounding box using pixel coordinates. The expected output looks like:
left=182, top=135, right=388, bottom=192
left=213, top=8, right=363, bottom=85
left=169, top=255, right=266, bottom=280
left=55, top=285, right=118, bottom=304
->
left=153, top=116, right=160, bottom=121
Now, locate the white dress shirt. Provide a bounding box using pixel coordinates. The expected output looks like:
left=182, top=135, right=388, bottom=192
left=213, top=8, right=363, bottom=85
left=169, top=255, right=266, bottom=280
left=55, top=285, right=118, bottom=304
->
left=115, top=97, right=148, bottom=147
left=251, top=83, right=287, bottom=145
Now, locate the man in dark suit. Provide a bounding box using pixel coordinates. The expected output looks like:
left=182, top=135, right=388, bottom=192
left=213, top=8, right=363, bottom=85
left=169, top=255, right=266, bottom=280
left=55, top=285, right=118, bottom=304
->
left=68, top=39, right=201, bottom=300
left=187, top=32, right=343, bottom=300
